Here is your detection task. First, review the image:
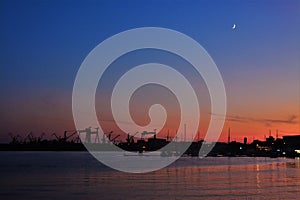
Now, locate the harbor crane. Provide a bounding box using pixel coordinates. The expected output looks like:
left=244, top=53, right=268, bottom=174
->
left=126, top=132, right=139, bottom=145
left=63, top=130, right=77, bottom=142
left=106, top=132, right=120, bottom=144
left=8, top=133, right=22, bottom=144
left=52, top=133, right=63, bottom=142
left=52, top=131, right=77, bottom=143
left=141, top=129, right=157, bottom=139
left=108, top=131, right=113, bottom=141
left=111, top=134, right=120, bottom=144
left=102, top=131, right=113, bottom=144
left=25, top=132, right=36, bottom=143
left=38, top=133, right=45, bottom=142
left=77, top=127, right=100, bottom=143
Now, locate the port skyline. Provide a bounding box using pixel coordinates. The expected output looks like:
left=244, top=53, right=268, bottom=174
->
left=0, top=0, right=299, bottom=144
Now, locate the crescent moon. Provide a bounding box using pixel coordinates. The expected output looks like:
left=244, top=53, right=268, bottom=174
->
left=232, top=24, right=236, bottom=30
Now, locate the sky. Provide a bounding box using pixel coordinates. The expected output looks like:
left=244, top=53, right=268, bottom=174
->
left=0, top=0, right=299, bottom=143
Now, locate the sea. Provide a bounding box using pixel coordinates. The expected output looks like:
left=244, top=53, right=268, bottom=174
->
left=0, top=152, right=299, bottom=199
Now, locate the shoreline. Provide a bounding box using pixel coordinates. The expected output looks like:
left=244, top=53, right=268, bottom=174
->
left=0, top=143, right=298, bottom=159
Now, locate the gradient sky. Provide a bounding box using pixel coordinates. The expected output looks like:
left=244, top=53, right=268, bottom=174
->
left=0, top=0, right=299, bottom=143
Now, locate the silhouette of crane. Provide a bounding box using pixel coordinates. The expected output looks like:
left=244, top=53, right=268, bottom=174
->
left=141, top=129, right=157, bottom=139
left=25, top=132, right=36, bottom=143
left=108, top=131, right=113, bottom=141
left=52, top=133, right=63, bottom=142
left=63, top=130, right=77, bottom=142
left=102, top=131, right=113, bottom=144
left=111, top=134, right=120, bottom=144
left=8, top=133, right=22, bottom=144
left=38, top=133, right=45, bottom=142
left=78, top=127, right=100, bottom=143
left=126, top=132, right=138, bottom=145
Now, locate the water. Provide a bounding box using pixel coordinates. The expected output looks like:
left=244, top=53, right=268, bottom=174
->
left=1, top=152, right=299, bottom=199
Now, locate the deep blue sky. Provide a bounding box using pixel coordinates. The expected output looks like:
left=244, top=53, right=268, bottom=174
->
left=0, top=0, right=299, bottom=142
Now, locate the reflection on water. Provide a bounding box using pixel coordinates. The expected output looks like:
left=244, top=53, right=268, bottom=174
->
left=0, top=152, right=299, bottom=199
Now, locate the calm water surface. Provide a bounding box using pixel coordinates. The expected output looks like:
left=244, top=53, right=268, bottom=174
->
left=1, top=152, right=299, bottom=199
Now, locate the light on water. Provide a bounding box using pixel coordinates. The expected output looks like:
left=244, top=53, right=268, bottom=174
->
left=0, top=152, right=300, bottom=199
